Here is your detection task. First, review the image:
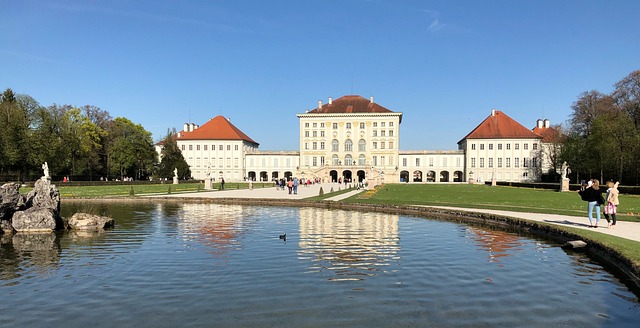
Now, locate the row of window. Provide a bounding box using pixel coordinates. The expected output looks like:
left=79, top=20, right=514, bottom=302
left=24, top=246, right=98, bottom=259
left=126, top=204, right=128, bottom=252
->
left=303, top=122, right=395, bottom=129
left=401, top=157, right=462, bottom=167
left=247, top=158, right=295, bottom=168
left=303, top=129, right=394, bottom=138
left=303, top=154, right=395, bottom=167
left=470, top=157, right=538, bottom=168
left=303, top=139, right=395, bottom=151
left=470, top=143, right=538, bottom=151
left=189, top=158, right=240, bottom=168
left=182, top=144, right=241, bottom=151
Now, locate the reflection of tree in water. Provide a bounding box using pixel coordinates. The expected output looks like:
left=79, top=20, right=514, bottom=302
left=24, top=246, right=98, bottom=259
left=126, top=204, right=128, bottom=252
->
left=178, top=204, right=259, bottom=256
left=1, top=233, right=62, bottom=283
left=466, top=227, right=524, bottom=263
left=297, top=208, right=400, bottom=282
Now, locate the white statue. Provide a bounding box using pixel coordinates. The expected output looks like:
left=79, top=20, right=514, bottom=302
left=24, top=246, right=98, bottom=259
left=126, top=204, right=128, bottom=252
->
left=561, top=162, right=570, bottom=179
left=174, top=168, right=178, bottom=178
left=206, top=163, right=211, bottom=178
left=42, top=162, right=50, bottom=179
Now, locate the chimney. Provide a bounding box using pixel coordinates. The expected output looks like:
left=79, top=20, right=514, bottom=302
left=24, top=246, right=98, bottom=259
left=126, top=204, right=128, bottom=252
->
left=370, top=96, right=374, bottom=103
left=491, top=109, right=496, bottom=116
left=227, top=117, right=231, bottom=121
left=318, top=100, right=323, bottom=109
left=190, top=123, right=196, bottom=131
left=328, top=97, right=332, bottom=104
left=184, top=123, right=189, bottom=132
left=544, top=119, right=550, bottom=128
left=536, top=119, right=543, bottom=129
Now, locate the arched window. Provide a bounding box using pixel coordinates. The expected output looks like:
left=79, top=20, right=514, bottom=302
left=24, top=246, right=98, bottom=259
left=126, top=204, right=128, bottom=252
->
left=332, top=139, right=339, bottom=152
left=358, top=154, right=366, bottom=165
left=332, top=154, right=339, bottom=165
left=344, top=139, right=353, bottom=152
left=345, top=154, right=353, bottom=165
left=358, top=139, right=366, bottom=152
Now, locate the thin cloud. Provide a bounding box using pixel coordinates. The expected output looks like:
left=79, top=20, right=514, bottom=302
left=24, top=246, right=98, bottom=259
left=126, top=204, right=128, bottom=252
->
left=0, top=49, right=67, bottom=66
left=423, top=10, right=446, bottom=33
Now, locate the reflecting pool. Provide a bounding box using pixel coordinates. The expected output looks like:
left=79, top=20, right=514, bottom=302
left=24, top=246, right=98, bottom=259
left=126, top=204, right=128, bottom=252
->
left=1, top=202, right=638, bottom=327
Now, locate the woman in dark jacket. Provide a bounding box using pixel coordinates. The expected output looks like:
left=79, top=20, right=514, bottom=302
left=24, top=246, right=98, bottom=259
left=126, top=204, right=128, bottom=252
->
left=578, top=179, right=603, bottom=227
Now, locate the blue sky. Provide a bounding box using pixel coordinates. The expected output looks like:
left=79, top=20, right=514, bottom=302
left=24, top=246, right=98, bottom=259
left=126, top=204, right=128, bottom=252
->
left=2, top=0, right=639, bottom=150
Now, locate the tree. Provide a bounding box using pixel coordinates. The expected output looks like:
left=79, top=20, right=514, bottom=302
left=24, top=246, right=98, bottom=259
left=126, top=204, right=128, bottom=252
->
left=106, top=117, right=156, bottom=180
left=540, top=124, right=566, bottom=180
left=614, top=70, right=640, bottom=129
left=589, top=111, right=638, bottom=183
left=157, top=129, right=190, bottom=180
left=570, top=90, right=616, bottom=136
left=0, top=88, right=32, bottom=181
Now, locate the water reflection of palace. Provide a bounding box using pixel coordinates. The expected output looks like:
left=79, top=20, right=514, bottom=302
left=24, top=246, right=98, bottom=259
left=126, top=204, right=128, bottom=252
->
left=466, top=227, right=524, bottom=263
left=177, top=203, right=258, bottom=256
left=297, top=208, right=400, bottom=281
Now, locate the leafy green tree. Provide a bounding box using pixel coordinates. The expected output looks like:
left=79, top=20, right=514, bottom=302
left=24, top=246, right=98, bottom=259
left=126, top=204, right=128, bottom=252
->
left=157, top=129, right=190, bottom=180
left=0, top=89, right=32, bottom=181
left=590, top=111, right=638, bottom=183
left=106, top=117, right=156, bottom=180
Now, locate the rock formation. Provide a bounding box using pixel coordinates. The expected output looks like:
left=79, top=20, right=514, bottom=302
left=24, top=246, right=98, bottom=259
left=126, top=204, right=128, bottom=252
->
left=67, top=213, right=115, bottom=230
left=0, top=177, right=62, bottom=233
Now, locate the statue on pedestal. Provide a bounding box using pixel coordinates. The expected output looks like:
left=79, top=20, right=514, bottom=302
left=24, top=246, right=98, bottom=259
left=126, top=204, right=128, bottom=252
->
left=42, top=162, right=50, bottom=179
left=561, top=162, right=570, bottom=180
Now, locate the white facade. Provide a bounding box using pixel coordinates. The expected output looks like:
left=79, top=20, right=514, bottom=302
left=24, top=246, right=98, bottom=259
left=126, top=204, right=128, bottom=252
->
left=178, top=139, right=258, bottom=181
left=245, top=151, right=300, bottom=181
left=296, top=111, right=402, bottom=183
left=159, top=97, right=552, bottom=184
left=399, top=150, right=465, bottom=182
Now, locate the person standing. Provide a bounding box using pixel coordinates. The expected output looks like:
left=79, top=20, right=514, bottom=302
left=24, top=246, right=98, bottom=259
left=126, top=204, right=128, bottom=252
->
left=220, top=177, right=225, bottom=190
left=578, top=179, right=603, bottom=228
left=293, top=177, right=299, bottom=195
left=604, top=181, right=620, bottom=228
left=287, top=178, right=293, bottom=194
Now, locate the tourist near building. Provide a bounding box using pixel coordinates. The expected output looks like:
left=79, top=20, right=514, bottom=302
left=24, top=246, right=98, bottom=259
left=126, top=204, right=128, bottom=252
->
left=156, top=95, right=556, bottom=184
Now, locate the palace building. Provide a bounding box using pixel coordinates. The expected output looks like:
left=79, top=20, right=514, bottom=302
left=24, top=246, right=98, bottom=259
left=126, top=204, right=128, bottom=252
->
left=157, top=95, right=556, bottom=184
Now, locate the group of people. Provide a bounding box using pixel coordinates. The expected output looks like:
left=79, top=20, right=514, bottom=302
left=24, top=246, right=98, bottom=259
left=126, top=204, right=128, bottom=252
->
left=275, top=177, right=299, bottom=194
left=578, top=179, right=620, bottom=228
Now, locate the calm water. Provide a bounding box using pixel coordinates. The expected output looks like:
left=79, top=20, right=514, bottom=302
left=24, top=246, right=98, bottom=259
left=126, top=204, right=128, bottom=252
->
left=1, top=202, right=639, bottom=327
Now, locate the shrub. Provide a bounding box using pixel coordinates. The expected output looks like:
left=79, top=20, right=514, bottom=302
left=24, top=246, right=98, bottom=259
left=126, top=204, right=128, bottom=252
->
left=168, top=186, right=172, bottom=194
left=129, top=186, right=135, bottom=196
left=319, top=187, right=324, bottom=196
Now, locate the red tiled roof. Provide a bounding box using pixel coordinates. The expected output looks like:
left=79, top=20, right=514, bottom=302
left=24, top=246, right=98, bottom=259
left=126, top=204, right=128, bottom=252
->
left=459, top=110, right=540, bottom=143
left=306, top=95, right=394, bottom=114
left=532, top=125, right=559, bottom=143
left=177, top=115, right=258, bottom=144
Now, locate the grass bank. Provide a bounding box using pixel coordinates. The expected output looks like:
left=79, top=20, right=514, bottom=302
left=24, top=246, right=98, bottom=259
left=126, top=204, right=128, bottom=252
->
left=346, top=183, right=640, bottom=220
left=21, top=181, right=273, bottom=198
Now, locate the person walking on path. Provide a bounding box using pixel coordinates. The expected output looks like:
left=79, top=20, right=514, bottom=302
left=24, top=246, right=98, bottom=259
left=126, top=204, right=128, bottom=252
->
left=604, top=181, right=620, bottom=228
left=287, top=179, right=294, bottom=194
left=293, top=177, right=299, bottom=195
left=578, top=179, right=604, bottom=228
left=220, top=177, right=225, bottom=190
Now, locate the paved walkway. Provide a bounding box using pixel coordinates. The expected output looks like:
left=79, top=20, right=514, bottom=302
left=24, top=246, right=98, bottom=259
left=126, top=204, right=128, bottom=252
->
left=146, top=184, right=640, bottom=243
left=430, top=206, right=640, bottom=243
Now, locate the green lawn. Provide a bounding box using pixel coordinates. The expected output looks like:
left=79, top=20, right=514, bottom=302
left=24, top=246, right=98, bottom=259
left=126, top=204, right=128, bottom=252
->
left=344, top=184, right=640, bottom=268
left=22, top=181, right=273, bottom=198
left=346, top=183, right=640, bottom=221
